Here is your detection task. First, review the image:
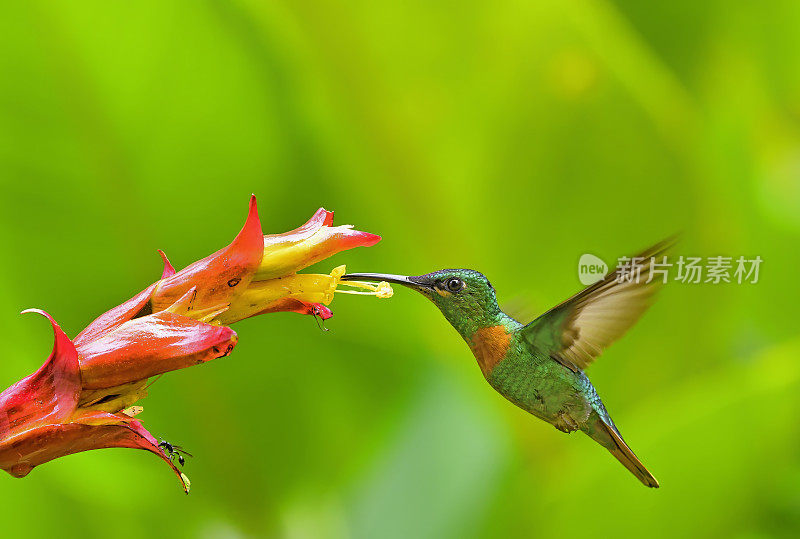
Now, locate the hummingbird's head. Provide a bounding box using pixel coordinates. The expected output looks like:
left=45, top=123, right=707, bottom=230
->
left=341, top=269, right=502, bottom=338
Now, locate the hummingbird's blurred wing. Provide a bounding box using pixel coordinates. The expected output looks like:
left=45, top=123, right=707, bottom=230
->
left=519, top=237, right=676, bottom=372
left=500, top=295, right=540, bottom=325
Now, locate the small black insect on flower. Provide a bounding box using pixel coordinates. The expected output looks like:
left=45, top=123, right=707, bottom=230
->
left=158, top=439, right=194, bottom=467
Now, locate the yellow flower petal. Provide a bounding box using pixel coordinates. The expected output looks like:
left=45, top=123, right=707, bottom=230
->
left=218, top=265, right=392, bottom=325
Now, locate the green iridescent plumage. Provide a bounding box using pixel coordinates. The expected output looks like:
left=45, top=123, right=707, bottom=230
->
left=344, top=238, right=673, bottom=488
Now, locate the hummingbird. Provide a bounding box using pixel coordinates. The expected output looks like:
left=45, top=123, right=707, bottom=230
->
left=342, top=239, right=673, bottom=488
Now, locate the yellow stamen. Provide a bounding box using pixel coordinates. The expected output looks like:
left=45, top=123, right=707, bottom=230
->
left=330, top=264, right=393, bottom=298
left=335, top=280, right=394, bottom=298
left=375, top=282, right=393, bottom=298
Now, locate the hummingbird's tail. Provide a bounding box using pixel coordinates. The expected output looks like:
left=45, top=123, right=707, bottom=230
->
left=586, top=415, right=659, bottom=488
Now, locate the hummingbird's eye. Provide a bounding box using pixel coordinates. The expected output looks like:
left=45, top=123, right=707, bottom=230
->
left=445, top=277, right=464, bottom=292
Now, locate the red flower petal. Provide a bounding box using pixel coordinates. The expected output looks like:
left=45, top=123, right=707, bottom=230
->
left=0, top=310, right=80, bottom=439
left=263, top=207, right=332, bottom=247
left=325, top=228, right=382, bottom=251
left=239, top=298, right=334, bottom=320
left=77, top=312, right=238, bottom=389
left=256, top=208, right=382, bottom=279
left=0, top=411, right=189, bottom=492
left=151, top=195, right=264, bottom=312
left=158, top=249, right=176, bottom=279
left=74, top=282, right=158, bottom=348
left=311, top=303, right=333, bottom=320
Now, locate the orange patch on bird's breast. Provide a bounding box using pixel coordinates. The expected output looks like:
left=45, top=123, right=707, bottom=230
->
left=469, top=326, right=513, bottom=378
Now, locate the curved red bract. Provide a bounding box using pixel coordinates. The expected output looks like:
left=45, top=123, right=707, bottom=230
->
left=0, top=310, right=80, bottom=439
left=78, top=312, right=238, bottom=389
left=151, top=195, right=265, bottom=312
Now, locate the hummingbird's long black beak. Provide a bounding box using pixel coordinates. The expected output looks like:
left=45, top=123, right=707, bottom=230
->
left=341, top=273, right=432, bottom=290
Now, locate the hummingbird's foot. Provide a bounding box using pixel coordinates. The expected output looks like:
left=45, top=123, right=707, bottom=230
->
left=553, top=412, right=580, bottom=433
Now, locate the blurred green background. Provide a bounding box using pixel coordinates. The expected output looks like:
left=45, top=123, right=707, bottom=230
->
left=1, top=1, right=799, bottom=537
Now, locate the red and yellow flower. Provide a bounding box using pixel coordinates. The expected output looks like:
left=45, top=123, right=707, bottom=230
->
left=0, top=196, right=391, bottom=491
